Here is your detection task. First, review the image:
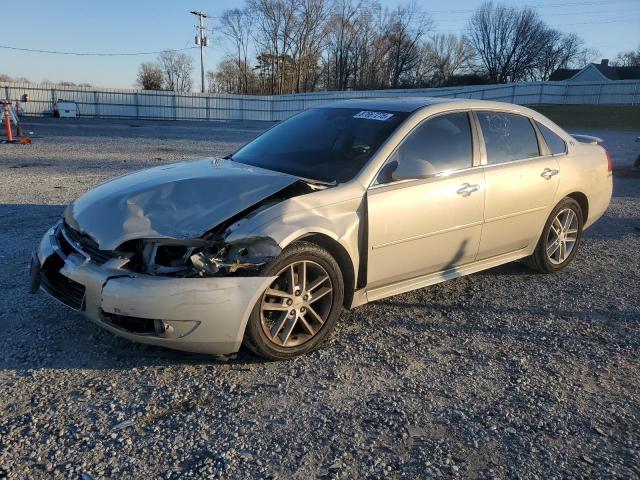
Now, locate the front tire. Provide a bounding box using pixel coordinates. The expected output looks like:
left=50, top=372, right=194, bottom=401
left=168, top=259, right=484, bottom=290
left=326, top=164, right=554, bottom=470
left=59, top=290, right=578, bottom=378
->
left=243, top=241, right=344, bottom=360
left=524, top=197, right=584, bottom=273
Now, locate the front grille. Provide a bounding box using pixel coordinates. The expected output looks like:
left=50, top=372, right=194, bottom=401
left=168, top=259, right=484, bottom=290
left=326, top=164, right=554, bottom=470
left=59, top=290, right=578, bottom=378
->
left=40, top=254, right=86, bottom=310
left=58, top=222, right=118, bottom=265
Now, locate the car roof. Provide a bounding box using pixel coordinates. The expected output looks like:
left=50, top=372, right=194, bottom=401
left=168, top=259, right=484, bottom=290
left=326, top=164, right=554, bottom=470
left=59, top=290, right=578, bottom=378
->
left=316, top=96, right=465, bottom=112
left=312, top=97, right=562, bottom=133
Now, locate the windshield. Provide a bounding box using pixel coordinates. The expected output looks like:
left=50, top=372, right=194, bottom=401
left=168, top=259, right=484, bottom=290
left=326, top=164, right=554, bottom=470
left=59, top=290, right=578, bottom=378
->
left=231, top=107, right=409, bottom=183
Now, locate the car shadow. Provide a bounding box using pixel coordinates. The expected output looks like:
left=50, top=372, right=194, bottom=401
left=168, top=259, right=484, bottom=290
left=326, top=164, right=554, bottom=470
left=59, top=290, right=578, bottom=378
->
left=475, top=261, right=530, bottom=277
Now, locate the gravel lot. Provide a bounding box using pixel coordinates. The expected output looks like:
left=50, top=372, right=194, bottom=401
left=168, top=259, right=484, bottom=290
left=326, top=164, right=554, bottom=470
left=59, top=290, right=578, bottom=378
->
left=1, top=118, right=639, bottom=479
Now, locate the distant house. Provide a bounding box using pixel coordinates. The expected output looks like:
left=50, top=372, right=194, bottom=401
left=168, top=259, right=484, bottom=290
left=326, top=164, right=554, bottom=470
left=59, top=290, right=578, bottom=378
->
left=549, top=59, right=640, bottom=82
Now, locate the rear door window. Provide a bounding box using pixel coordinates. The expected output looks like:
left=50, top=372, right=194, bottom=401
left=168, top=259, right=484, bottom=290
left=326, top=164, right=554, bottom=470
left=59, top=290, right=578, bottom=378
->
left=536, top=121, right=567, bottom=155
left=477, top=112, right=540, bottom=165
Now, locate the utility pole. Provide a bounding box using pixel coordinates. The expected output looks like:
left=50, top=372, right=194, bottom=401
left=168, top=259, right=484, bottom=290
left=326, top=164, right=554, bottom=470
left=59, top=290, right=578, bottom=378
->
left=191, top=10, right=210, bottom=93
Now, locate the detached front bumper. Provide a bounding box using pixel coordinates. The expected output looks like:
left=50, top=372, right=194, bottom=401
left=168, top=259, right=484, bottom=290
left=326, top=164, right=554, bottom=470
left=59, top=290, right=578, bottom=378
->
left=31, top=223, right=275, bottom=355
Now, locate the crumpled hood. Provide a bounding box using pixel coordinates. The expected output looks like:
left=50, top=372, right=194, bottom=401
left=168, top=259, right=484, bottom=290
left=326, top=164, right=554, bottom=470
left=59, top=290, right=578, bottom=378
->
left=64, top=158, right=298, bottom=250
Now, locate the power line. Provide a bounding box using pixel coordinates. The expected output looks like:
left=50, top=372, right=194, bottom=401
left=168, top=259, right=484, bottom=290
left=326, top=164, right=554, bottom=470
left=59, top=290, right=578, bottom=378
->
left=0, top=45, right=198, bottom=56
left=525, top=0, right=639, bottom=7
left=427, top=0, right=639, bottom=15
left=541, top=7, right=640, bottom=16
left=427, top=18, right=638, bottom=33
left=599, top=41, right=640, bottom=48
left=432, top=7, right=640, bottom=20
left=559, top=18, right=639, bottom=25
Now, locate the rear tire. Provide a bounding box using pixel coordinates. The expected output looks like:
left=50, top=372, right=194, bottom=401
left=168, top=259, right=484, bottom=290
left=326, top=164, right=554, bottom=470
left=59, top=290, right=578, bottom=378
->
left=243, top=241, right=344, bottom=360
left=524, top=197, right=584, bottom=273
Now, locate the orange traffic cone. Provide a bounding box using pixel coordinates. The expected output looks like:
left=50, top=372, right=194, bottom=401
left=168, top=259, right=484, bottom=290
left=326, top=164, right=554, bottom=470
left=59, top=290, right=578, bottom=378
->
left=3, top=103, right=13, bottom=143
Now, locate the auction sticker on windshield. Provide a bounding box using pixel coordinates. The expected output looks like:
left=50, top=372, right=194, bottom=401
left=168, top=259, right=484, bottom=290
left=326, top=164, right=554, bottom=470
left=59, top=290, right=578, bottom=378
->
left=353, top=111, right=395, bottom=121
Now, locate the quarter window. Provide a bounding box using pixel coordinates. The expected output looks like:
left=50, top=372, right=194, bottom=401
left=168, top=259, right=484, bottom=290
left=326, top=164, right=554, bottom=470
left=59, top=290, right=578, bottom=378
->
left=477, top=112, right=540, bottom=165
left=536, top=121, right=567, bottom=155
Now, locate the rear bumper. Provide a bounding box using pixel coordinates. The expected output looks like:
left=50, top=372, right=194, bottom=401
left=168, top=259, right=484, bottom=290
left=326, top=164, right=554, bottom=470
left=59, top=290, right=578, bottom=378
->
left=32, top=223, right=275, bottom=355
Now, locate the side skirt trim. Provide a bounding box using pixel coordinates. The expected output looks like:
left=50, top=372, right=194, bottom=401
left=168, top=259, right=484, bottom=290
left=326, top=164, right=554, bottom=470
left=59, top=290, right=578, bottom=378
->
left=365, top=248, right=529, bottom=303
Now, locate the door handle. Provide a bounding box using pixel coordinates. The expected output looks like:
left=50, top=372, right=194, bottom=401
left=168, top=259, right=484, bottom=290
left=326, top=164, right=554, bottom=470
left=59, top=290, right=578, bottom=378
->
left=456, top=183, right=479, bottom=197
left=541, top=168, right=559, bottom=180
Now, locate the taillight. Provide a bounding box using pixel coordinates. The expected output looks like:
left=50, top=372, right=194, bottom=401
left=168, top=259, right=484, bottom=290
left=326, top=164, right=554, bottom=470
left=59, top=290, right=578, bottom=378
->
left=604, top=149, right=613, bottom=172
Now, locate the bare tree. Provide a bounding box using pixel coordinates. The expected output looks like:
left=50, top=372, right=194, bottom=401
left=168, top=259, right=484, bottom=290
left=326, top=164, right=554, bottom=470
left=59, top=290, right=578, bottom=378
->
left=248, top=0, right=300, bottom=94
left=208, top=0, right=594, bottom=93
left=289, top=0, right=329, bottom=93
left=532, top=31, right=588, bottom=80
left=245, top=0, right=331, bottom=93
left=350, top=3, right=390, bottom=89
left=574, top=47, right=600, bottom=68
left=384, top=3, right=430, bottom=88
left=614, top=45, right=640, bottom=67
left=249, top=0, right=282, bottom=94
left=136, top=62, right=164, bottom=90
left=208, top=57, right=260, bottom=94
left=207, top=59, right=239, bottom=93
left=467, top=2, right=550, bottom=83
left=323, top=0, right=361, bottom=90
left=400, top=42, right=434, bottom=87
left=158, top=51, right=193, bottom=92
left=220, top=8, right=254, bottom=94
left=424, top=33, right=474, bottom=86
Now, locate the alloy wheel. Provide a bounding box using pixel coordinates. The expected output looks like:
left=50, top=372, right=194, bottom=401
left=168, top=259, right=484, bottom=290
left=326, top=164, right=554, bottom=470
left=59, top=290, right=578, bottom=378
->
left=260, top=260, right=333, bottom=347
left=546, top=207, right=579, bottom=265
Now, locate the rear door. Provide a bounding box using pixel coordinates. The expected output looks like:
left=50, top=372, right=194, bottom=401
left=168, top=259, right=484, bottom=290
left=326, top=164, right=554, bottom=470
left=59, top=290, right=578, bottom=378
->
left=475, top=111, right=560, bottom=260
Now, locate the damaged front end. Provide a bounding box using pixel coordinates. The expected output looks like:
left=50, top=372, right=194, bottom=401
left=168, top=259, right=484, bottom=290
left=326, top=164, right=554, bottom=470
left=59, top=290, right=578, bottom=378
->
left=119, top=179, right=323, bottom=278
left=60, top=158, right=328, bottom=279
left=32, top=218, right=280, bottom=354
left=135, top=235, right=282, bottom=278
left=32, top=156, right=346, bottom=355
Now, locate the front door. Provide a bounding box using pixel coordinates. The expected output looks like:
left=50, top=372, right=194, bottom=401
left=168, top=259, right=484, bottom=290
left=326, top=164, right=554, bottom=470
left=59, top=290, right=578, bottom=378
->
left=366, top=111, right=485, bottom=288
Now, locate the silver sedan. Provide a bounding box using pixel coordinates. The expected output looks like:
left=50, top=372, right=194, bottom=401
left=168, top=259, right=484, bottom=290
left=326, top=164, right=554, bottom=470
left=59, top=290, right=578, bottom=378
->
left=30, top=98, right=613, bottom=359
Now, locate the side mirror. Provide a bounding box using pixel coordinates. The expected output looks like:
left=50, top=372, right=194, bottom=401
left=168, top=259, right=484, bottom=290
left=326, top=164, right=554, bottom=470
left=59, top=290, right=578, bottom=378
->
left=391, top=159, right=438, bottom=181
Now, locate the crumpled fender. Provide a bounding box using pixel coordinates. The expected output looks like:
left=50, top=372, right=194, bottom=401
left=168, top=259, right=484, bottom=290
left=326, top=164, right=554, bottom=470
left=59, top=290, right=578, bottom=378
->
left=224, top=187, right=365, bottom=286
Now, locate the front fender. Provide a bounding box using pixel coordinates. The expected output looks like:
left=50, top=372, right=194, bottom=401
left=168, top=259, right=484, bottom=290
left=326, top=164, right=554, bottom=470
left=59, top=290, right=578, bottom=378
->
left=224, top=193, right=364, bottom=289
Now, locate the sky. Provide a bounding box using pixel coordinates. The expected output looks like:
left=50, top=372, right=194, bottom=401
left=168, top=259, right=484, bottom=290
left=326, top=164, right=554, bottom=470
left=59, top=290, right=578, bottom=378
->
left=1, top=0, right=639, bottom=89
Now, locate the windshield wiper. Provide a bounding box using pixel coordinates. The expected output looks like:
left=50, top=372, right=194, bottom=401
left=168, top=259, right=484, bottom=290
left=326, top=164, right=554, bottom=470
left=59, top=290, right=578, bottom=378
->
left=229, top=157, right=336, bottom=186
left=297, top=176, right=337, bottom=187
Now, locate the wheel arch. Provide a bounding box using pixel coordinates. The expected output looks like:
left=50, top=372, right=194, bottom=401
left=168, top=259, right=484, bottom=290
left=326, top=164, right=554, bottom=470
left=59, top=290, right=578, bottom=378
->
left=566, top=191, right=589, bottom=223
left=297, top=232, right=356, bottom=309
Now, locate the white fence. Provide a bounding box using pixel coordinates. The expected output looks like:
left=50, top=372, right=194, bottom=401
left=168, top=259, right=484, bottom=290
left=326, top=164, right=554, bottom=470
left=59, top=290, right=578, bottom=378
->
left=3, top=80, right=639, bottom=122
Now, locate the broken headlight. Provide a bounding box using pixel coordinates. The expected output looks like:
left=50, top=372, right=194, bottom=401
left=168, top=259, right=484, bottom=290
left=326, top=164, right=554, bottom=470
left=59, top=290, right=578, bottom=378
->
left=140, top=240, right=207, bottom=276
left=190, top=236, right=282, bottom=275
left=138, top=236, right=281, bottom=277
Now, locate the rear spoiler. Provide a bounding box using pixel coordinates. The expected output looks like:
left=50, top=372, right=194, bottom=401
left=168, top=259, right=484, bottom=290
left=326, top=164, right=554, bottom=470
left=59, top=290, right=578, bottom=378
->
left=570, top=134, right=603, bottom=145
